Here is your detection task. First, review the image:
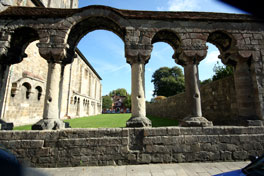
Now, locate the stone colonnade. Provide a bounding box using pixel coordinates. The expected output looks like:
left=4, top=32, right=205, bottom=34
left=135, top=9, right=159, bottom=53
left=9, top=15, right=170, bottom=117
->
left=0, top=6, right=263, bottom=129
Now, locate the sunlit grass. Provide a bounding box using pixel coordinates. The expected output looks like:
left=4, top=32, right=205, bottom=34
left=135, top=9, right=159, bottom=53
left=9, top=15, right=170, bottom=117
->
left=13, top=113, right=178, bottom=130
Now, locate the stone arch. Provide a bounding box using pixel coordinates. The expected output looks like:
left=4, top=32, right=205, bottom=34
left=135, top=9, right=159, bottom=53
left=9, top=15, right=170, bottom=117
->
left=5, top=27, right=39, bottom=65
left=151, top=29, right=181, bottom=50
left=151, top=29, right=181, bottom=60
left=207, top=30, right=236, bottom=65
left=65, top=7, right=127, bottom=63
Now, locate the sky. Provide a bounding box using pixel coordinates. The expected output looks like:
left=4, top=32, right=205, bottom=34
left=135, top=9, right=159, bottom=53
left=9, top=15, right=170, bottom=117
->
left=77, top=0, right=245, bottom=101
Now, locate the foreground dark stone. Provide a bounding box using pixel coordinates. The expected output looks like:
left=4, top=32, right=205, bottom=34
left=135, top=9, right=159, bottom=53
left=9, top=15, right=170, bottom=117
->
left=126, top=116, right=152, bottom=127
left=0, top=119, right=13, bottom=130
left=32, top=119, right=70, bottom=130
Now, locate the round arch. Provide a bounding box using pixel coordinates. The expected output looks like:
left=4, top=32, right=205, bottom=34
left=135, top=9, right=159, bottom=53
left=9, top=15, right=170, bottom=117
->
left=65, top=7, right=127, bottom=63
left=207, top=30, right=236, bottom=66
left=151, top=29, right=181, bottom=51
left=5, top=27, right=39, bottom=65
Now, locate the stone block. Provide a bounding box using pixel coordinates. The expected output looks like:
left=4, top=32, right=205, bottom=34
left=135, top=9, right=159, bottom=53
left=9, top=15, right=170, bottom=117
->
left=0, top=119, right=13, bottom=130
left=167, top=127, right=180, bottom=136
left=138, top=154, right=151, bottom=163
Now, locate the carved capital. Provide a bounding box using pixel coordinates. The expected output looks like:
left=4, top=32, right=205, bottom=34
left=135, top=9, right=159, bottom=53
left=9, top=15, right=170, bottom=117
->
left=220, top=50, right=254, bottom=65
left=125, top=46, right=153, bottom=65
left=0, top=31, right=25, bottom=65
left=173, top=48, right=207, bottom=66
left=37, top=42, right=69, bottom=63
left=173, top=40, right=207, bottom=66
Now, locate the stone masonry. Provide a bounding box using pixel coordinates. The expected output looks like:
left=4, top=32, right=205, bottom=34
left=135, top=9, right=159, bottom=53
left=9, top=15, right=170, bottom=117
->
left=0, top=127, right=263, bottom=167
left=147, top=76, right=238, bottom=125
left=0, top=1, right=102, bottom=127
left=0, top=6, right=264, bottom=128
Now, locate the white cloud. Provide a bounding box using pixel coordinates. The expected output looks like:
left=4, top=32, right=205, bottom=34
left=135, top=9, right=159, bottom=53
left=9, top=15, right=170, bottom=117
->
left=158, top=0, right=200, bottom=11
left=203, top=50, right=220, bottom=64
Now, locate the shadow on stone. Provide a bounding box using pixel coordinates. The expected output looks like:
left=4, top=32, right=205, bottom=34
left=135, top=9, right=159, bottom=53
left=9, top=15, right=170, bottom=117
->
left=126, top=116, right=152, bottom=127
left=0, top=119, right=13, bottom=130
left=32, top=119, right=70, bottom=130
left=180, top=116, right=213, bottom=127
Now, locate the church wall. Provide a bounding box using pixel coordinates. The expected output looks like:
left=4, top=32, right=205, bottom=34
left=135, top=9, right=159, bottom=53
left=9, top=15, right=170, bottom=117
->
left=2, top=41, right=48, bottom=126
left=2, top=41, right=102, bottom=126
left=67, top=54, right=102, bottom=119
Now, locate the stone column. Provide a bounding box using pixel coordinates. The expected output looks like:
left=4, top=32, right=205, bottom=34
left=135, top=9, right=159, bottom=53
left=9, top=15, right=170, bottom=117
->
left=0, top=64, right=10, bottom=119
left=32, top=62, right=67, bottom=130
left=184, top=63, right=202, bottom=117
left=181, top=62, right=212, bottom=127
left=32, top=40, right=70, bottom=130
left=222, top=50, right=260, bottom=125
left=174, top=46, right=213, bottom=127
left=234, top=61, right=256, bottom=117
left=126, top=57, right=151, bottom=127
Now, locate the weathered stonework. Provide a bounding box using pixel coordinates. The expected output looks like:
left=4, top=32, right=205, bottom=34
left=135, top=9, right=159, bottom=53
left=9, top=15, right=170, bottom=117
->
left=0, top=127, right=263, bottom=167
left=0, top=5, right=264, bottom=127
left=147, top=76, right=240, bottom=125
left=0, top=1, right=102, bottom=128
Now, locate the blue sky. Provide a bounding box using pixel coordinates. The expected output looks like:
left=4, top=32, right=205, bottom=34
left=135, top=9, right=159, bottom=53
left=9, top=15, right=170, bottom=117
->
left=77, top=0, right=245, bottom=101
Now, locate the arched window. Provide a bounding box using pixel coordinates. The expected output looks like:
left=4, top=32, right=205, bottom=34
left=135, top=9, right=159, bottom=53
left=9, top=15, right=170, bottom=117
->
left=35, top=86, right=42, bottom=101
left=74, top=96, right=77, bottom=104
left=22, top=82, right=31, bottom=99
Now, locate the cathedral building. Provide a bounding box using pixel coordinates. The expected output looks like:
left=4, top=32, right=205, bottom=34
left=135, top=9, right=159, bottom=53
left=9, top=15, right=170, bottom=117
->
left=0, top=0, right=102, bottom=126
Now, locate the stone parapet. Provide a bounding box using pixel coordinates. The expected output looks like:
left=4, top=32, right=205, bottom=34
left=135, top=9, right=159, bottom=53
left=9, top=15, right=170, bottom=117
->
left=0, top=127, right=264, bottom=167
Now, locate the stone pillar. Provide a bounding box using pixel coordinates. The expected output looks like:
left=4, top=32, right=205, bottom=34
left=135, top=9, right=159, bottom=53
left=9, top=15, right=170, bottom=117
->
left=184, top=63, right=202, bottom=117
left=126, top=57, right=151, bottom=127
left=32, top=62, right=68, bottom=130
left=0, top=64, right=10, bottom=119
left=32, top=40, right=70, bottom=130
left=124, top=27, right=153, bottom=127
left=234, top=61, right=256, bottom=118
left=222, top=50, right=260, bottom=125
left=174, top=43, right=213, bottom=127
left=180, top=61, right=213, bottom=127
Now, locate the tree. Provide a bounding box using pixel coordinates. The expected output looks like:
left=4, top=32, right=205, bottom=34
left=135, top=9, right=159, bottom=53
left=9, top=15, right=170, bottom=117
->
left=109, top=88, right=128, bottom=97
left=212, top=61, right=234, bottom=81
left=102, top=95, right=113, bottom=109
left=123, top=94, right=131, bottom=109
left=151, top=66, right=185, bottom=97
left=201, top=78, right=212, bottom=85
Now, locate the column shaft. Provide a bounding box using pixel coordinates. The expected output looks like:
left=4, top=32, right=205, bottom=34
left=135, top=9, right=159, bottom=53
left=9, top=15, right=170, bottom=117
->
left=234, top=61, right=257, bottom=119
left=43, top=62, right=61, bottom=119
left=32, top=62, right=69, bottom=130
left=0, top=65, right=10, bottom=119
left=184, top=63, right=202, bottom=117
left=126, top=61, right=151, bottom=127
left=131, top=62, right=146, bottom=117
left=180, top=63, right=213, bottom=127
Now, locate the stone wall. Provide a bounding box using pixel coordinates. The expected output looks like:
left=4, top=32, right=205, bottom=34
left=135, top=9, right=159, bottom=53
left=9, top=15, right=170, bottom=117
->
left=65, top=53, right=102, bottom=119
left=0, top=127, right=263, bottom=167
left=2, top=41, right=48, bottom=126
left=147, top=76, right=239, bottom=125
left=1, top=41, right=102, bottom=126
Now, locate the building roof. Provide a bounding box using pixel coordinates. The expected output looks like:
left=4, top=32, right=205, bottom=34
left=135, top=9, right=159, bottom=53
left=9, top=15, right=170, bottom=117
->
left=75, top=48, right=102, bottom=80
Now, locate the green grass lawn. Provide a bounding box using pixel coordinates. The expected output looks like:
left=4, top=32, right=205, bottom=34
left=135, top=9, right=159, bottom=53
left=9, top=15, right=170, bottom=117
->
left=13, top=113, right=178, bottom=130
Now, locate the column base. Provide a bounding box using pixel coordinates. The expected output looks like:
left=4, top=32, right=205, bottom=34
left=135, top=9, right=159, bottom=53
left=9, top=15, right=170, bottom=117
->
left=126, top=116, right=152, bottom=127
left=180, top=116, right=213, bottom=127
left=0, top=119, right=13, bottom=130
left=247, top=120, right=264, bottom=126
left=32, top=118, right=70, bottom=130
